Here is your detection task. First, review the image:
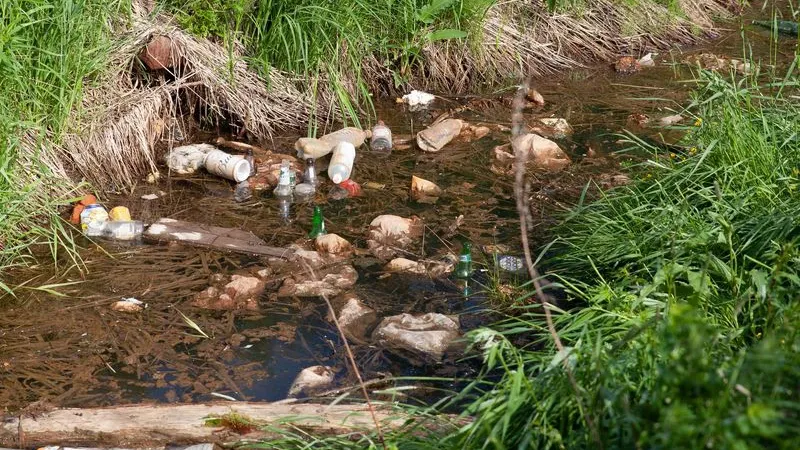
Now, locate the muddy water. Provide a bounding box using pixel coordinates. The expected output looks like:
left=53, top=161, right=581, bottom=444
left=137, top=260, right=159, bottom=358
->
left=1, top=13, right=795, bottom=411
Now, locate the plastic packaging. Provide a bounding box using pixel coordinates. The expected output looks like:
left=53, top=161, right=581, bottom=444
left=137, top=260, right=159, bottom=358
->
left=273, top=160, right=294, bottom=199
left=204, top=149, right=252, bottom=182
left=295, top=127, right=367, bottom=159
left=498, top=255, right=525, bottom=273
left=104, top=220, right=144, bottom=241
left=80, top=204, right=109, bottom=237
left=328, top=142, right=356, bottom=184
left=370, top=121, right=392, bottom=153
left=109, top=206, right=132, bottom=221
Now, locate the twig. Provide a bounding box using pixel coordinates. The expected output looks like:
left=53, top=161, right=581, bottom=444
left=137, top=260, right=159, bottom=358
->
left=511, top=80, right=603, bottom=449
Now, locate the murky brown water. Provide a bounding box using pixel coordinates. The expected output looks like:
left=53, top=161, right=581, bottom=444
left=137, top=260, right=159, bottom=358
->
left=1, top=9, right=796, bottom=411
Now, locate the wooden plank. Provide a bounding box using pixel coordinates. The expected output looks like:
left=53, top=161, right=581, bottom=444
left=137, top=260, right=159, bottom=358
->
left=144, top=218, right=291, bottom=258
left=1, top=402, right=406, bottom=448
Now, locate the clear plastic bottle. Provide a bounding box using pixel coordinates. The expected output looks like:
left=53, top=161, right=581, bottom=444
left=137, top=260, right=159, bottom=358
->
left=80, top=204, right=109, bottom=237
left=103, top=220, right=144, bottom=241
left=370, top=120, right=392, bottom=154
left=328, top=142, right=356, bottom=184
left=273, top=160, right=294, bottom=199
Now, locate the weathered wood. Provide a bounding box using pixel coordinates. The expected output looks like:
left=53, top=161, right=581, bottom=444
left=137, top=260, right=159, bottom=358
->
left=144, top=218, right=292, bottom=258
left=0, top=402, right=404, bottom=448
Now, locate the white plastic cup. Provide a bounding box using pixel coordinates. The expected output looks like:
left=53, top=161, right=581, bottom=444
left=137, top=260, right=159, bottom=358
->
left=328, top=142, right=356, bottom=184
left=204, top=149, right=252, bottom=182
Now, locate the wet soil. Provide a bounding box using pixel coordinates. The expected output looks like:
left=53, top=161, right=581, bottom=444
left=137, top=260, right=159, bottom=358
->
left=1, top=11, right=796, bottom=412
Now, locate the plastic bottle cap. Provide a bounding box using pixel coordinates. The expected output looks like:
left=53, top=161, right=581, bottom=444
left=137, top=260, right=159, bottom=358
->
left=332, top=174, right=342, bottom=184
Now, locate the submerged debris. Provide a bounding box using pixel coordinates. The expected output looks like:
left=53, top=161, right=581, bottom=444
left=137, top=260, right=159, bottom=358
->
left=416, top=119, right=464, bottom=152
left=372, top=313, right=462, bottom=365
left=288, top=366, right=335, bottom=397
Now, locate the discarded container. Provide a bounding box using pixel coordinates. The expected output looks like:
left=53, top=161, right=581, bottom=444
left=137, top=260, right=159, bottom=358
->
left=370, top=121, right=392, bottom=154
left=70, top=194, right=98, bottom=224
left=294, top=183, right=315, bottom=202
left=109, top=206, right=132, bottom=222
left=401, top=90, right=435, bottom=107
left=308, top=206, right=327, bottom=238
left=454, top=241, right=473, bottom=279
left=80, top=204, right=109, bottom=237
left=328, top=142, right=356, bottom=184
left=498, top=255, right=525, bottom=273
left=204, top=149, right=252, bottom=182
left=234, top=180, right=252, bottom=203
left=104, top=220, right=144, bottom=241
left=295, top=127, right=367, bottom=159
left=416, top=119, right=464, bottom=152
left=303, top=158, right=318, bottom=186
left=167, top=143, right=215, bottom=175
left=277, top=198, right=292, bottom=222
left=273, top=160, right=294, bottom=199
left=245, top=149, right=256, bottom=177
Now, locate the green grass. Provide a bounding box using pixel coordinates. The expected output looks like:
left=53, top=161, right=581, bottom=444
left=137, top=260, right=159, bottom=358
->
left=0, top=0, right=128, bottom=291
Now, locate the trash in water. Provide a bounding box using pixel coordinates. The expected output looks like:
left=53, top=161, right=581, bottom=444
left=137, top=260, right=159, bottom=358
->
left=273, top=160, right=294, bottom=199
left=525, top=88, right=545, bottom=106
left=410, top=175, right=442, bottom=203
left=416, top=119, right=464, bottom=152
left=454, top=241, right=473, bottom=279
left=295, top=127, right=367, bottom=159
left=204, top=149, right=252, bottom=182
left=328, top=184, right=349, bottom=201
left=166, top=143, right=215, bottom=175
left=277, top=198, right=292, bottom=222
left=245, top=149, right=256, bottom=177
left=303, top=158, right=318, bottom=186
left=112, top=297, right=146, bottom=313
left=104, top=220, right=144, bottom=241
left=328, top=141, right=356, bottom=184
left=363, top=181, right=386, bottom=190
left=294, top=183, right=315, bottom=202
left=370, top=120, right=392, bottom=154
left=141, top=193, right=160, bottom=200
left=80, top=204, right=109, bottom=237
left=209, top=392, right=238, bottom=401
left=308, top=205, right=327, bottom=238
left=146, top=171, right=160, bottom=184
left=659, top=114, right=684, bottom=126
left=339, top=179, right=362, bottom=197
left=400, top=90, right=435, bottom=107
left=638, top=52, right=655, bottom=67
left=109, top=206, right=132, bottom=221
left=70, top=194, right=97, bottom=224
left=234, top=180, right=252, bottom=203
left=497, top=255, right=525, bottom=273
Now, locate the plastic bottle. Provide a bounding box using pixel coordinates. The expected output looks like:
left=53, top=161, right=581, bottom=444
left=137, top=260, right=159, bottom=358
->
left=80, top=204, right=109, bottom=237
left=245, top=149, right=256, bottom=177
left=308, top=206, right=327, bottom=238
left=370, top=121, right=392, bottom=154
left=273, top=160, right=294, bottom=199
left=103, top=221, right=144, bottom=241
left=303, top=158, right=318, bottom=186
left=328, top=142, right=356, bottom=184
left=454, top=242, right=473, bottom=279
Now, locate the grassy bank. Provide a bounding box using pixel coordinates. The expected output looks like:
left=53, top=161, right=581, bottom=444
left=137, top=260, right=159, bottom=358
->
left=0, top=0, right=129, bottom=291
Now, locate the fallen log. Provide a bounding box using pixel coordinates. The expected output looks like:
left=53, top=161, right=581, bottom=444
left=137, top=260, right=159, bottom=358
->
left=0, top=402, right=405, bottom=448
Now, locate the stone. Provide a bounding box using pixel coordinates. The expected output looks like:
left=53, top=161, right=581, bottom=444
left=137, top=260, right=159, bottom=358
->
left=525, top=88, right=545, bottom=106
left=384, top=256, right=455, bottom=278
left=531, top=118, right=573, bottom=139
left=287, top=365, right=335, bottom=397
left=278, top=264, right=358, bottom=298
left=372, top=313, right=462, bottom=365
left=192, top=283, right=259, bottom=311
left=367, top=215, right=423, bottom=260
left=139, top=35, right=176, bottom=70
left=328, top=293, right=378, bottom=340
left=315, top=234, right=353, bottom=255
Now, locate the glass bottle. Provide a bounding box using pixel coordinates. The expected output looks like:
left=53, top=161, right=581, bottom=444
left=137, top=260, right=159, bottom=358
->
left=303, top=158, right=318, bottom=186
left=308, top=205, right=327, bottom=238
left=454, top=241, right=473, bottom=279
left=273, top=160, right=293, bottom=199
left=245, top=148, right=256, bottom=177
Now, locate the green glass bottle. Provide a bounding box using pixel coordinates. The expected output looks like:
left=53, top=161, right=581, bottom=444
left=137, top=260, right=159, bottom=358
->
left=454, top=241, right=473, bottom=279
left=308, top=205, right=327, bottom=238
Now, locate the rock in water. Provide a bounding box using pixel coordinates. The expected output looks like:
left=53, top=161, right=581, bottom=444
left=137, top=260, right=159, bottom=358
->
left=367, top=215, right=423, bottom=260
left=372, top=313, right=461, bottom=365
left=328, top=293, right=378, bottom=340
left=416, top=119, right=464, bottom=152
left=278, top=264, right=358, bottom=298
left=287, top=365, right=335, bottom=397
left=531, top=118, right=573, bottom=139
